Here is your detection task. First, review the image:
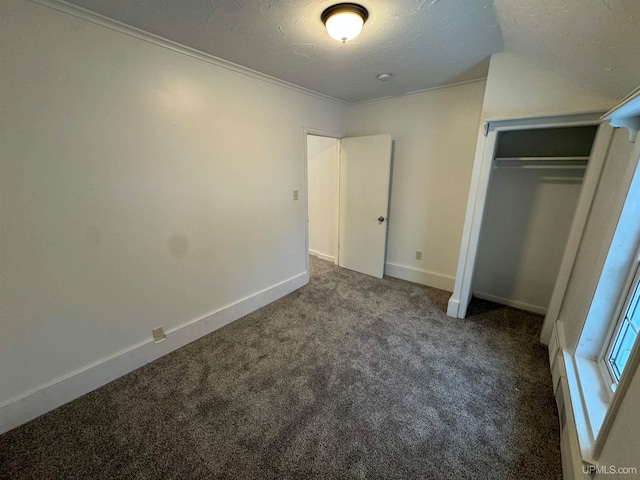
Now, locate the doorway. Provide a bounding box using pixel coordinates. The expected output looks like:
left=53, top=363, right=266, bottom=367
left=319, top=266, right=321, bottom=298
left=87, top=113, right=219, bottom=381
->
left=304, top=131, right=393, bottom=279
left=306, top=134, right=340, bottom=264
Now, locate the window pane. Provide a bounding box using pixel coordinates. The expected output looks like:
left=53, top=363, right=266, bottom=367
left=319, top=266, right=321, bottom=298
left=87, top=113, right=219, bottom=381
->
left=628, top=279, right=640, bottom=330
left=609, top=280, right=640, bottom=380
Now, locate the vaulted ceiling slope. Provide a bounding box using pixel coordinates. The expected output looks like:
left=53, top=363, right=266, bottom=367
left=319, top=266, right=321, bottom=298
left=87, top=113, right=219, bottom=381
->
left=495, top=0, right=640, bottom=104
left=56, top=0, right=640, bottom=103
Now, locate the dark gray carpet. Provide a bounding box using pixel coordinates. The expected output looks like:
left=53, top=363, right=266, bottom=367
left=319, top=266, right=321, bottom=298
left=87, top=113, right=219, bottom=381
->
left=0, top=257, right=562, bottom=480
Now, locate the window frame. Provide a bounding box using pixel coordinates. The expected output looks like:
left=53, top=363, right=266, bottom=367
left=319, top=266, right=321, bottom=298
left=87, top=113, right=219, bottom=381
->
left=598, top=254, right=640, bottom=391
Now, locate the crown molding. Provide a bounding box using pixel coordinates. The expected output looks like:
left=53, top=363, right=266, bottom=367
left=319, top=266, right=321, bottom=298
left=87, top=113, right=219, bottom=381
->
left=30, top=0, right=348, bottom=107
left=349, top=78, right=488, bottom=106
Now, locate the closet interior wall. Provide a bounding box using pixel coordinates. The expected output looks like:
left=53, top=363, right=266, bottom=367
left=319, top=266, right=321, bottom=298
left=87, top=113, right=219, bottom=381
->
left=472, top=126, right=599, bottom=314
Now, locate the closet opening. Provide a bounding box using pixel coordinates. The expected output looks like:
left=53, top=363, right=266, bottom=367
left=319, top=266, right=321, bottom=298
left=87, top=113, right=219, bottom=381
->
left=448, top=112, right=607, bottom=320
left=472, top=126, right=598, bottom=314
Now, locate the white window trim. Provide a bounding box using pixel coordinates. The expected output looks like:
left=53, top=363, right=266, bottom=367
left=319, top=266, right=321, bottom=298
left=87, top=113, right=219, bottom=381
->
left=566, top=332, right=640, bottom=463
left=567, top=147, right=640, bottom=463
left=566, top=352, right=608, bottom=463
left=593, top=319, right=640, bottom=458
left=598, top=258, right=640, bottom=389
left=551, top=85, right=640, bottom=474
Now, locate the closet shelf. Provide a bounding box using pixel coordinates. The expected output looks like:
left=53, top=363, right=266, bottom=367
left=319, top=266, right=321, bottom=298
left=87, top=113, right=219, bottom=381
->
left=494, top=156, right=589, bottom=170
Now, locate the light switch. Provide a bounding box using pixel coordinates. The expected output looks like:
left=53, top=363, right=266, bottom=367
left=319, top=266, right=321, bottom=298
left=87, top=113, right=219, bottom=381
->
left=293, top=189, right=299, bottom=201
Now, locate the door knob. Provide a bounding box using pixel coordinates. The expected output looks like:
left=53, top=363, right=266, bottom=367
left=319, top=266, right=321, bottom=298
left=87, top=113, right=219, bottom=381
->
left=378, top=216, right=385, bottom=223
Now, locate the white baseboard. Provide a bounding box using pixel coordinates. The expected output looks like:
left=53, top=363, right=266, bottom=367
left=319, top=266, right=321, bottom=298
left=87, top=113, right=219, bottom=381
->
left=384, top=262, right=455, bottom=292
left=0, top=273, right=307, bottom=435
left=473, top=291, right=548, bottom=315
left=309, top=250, right=336, bottom=263
left=447, top=297, right=462, bottom=317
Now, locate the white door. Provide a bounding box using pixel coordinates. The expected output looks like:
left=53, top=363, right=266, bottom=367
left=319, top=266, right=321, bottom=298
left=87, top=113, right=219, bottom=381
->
left=339, top=134, right=392, bottom=278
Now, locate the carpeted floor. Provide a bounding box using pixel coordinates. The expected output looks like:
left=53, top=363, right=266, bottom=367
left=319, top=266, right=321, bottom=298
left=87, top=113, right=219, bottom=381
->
left=0, top=256, right=562, bottom=480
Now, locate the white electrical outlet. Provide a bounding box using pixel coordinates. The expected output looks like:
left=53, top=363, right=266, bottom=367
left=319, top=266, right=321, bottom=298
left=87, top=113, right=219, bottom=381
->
left=152, top=326, right=166, bottom=343
left=293, top=189, right=299, bottom=201
left=415, top=251, right=423, bottom=261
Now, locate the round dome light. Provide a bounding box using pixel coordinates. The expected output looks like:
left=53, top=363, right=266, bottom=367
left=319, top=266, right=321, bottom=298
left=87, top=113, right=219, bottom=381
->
left=321, top=4, right=369, bottom=43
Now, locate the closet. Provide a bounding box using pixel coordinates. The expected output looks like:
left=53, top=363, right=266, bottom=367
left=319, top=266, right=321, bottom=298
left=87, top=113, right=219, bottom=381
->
left=448, top=112, right=607, bottom=319
left=472, top=126, right=598, bottom=313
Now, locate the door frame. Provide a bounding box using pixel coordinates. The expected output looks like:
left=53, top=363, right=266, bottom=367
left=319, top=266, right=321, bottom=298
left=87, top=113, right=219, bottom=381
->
left=447, top=112, right=607, bottom=331
left=303, top=128, right=344, bottom=282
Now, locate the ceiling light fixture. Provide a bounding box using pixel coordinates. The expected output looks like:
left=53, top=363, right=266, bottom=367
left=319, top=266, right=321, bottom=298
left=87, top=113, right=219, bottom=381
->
left=321, top=3, right=369, bottom=43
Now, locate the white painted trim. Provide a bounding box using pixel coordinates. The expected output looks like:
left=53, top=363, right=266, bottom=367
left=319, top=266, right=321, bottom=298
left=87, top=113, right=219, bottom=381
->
left=539, top=124, right=615, bottom=344
left=30, top=0, right=347, bottom=107
left=448, top=127, right=490, bottom=318
left=350, top=78, right=488, bottom=106
left=573, top=356, right=609, bottom=449
left=309, top=250, right=336, bottom=263
left=484, top=112, right=606, bottom=133
left=447, top=297, right=461, bottom=317
left=557, top=372, right=591, bottom=480
left=303, top=128, right=345, bottom=140
left=32, top=0, right=487, bottom=109
left=448, top=127, right=499, bottom=318
left=552, top=337, right=640, bottom=473
left=563, top=351, right=601, bottom=468
left=335, top=139, right=342, bottom=267
left=384, top=262, right=454, bottom=292
left=548, top=341, right=594, bottom=480
left=0, top=273, right=307, bottom=435
left=592, top=312, right=640, bottom=459
left=549, top=326, right=562, bottom=393
left=602, top=84, right=640, bottom=142
left=473, top=291, right=548, bottom=315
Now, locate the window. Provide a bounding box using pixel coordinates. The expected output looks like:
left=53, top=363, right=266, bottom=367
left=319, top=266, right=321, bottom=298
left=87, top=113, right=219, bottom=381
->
left=602, top=260, right=640, bottom=386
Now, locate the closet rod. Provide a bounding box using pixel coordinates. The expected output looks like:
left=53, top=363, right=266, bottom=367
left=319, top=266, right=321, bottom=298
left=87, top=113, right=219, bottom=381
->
left=494, top=156, right=590, bottom=162
left=493, top=164, right=587, bottom=170
left=493, top=156, right=589, bottom=170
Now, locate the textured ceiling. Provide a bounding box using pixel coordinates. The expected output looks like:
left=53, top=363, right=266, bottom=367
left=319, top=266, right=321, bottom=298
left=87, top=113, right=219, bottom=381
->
left=59, top=0, right=639, bottom=103
left=494, top=0, right=640, bottom=103
left=60, top=0, right=503, bottom=103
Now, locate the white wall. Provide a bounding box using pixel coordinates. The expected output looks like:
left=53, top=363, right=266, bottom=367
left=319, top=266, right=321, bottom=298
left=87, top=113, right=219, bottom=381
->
left=473, top=167, right=585, bottom=313
left=347, top=81, right=487, bottom=291
left=307, top=135, right=339, bottom=262
left=594, top=369, right=640, bottom=479
left=480, top=52, right=616, bottom=120
left=0, top=0, right=347, bottom=430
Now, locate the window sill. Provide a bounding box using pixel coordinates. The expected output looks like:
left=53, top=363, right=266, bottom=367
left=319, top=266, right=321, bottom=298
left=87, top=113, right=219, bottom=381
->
left=563, top=351, right=611, bottom=464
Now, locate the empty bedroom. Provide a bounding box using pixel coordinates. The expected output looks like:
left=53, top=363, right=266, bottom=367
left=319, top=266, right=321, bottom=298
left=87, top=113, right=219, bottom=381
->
left=1, top=1, right=639, bottom=479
